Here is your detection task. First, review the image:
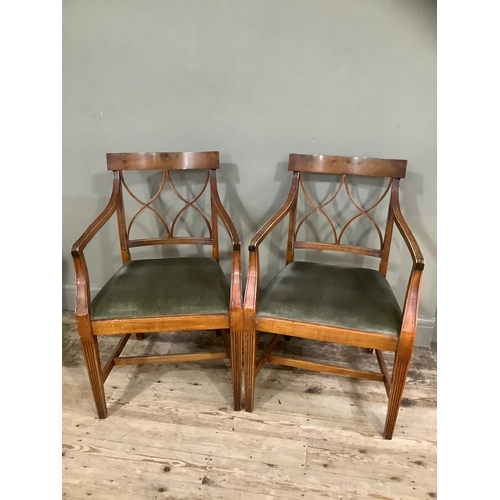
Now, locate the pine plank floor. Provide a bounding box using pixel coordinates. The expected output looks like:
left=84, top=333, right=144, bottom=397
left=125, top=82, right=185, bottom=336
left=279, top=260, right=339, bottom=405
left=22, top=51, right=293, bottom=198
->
left=62, top=311, right=437, bottom=499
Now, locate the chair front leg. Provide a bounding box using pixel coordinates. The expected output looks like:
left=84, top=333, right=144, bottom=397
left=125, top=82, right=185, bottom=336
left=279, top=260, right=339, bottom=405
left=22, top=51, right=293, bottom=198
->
left=383, top=329, right=415, bottom=439
left=383, top=353, right=412, bottom=439
left=76, top=316, right=107, bottom=419
left=384, top=264, right=422, bottom=439
left=243, top=248, right=260, bottom=412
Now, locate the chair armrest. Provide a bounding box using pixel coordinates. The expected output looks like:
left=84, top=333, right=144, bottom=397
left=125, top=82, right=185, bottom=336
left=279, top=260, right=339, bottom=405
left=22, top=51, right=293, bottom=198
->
left=245, top=172, right=300, bottom=319
left=209, top=171, right=241, bottom=251
left=71, top=173, right=121, bottom=317
left=249, top=172, right=300, bottom=250
left=71, top=173, right=121, bottom=257
left=209, top=171, right=242, bottom=321
left=392, top=197, right=424, bottom=271
left=391, top=194, right=425, bottom=354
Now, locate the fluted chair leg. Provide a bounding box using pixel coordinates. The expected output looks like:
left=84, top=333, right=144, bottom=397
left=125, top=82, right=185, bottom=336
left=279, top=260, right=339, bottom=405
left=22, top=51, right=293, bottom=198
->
left=244, top=329, right=257, bottom=412
left=79, top=334, right=107, bottom=419
left=230, top=329, right=243, bottom=411
left=383, top=354, right=411, bottom=439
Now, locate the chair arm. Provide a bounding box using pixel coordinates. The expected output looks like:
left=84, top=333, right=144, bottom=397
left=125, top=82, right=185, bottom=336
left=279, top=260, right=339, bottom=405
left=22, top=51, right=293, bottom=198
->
left=209, top=171, right=242, bottom=320
left=245, top=172, right=300, bottom=320
left=248, top=172, right=300, bottom=250
left=71, top=174, right=121, bottom=257
left=392, top=198, right=425, bottom=354
left=209, top=171, right=241, bottom=251
left=71, top=174, right=121, bottom=317
left=392, top=197, right=424, bottom=271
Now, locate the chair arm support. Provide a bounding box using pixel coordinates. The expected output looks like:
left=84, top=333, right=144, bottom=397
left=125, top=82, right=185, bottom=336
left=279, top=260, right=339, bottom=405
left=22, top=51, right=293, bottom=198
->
left=229, top=247, right=243, bottom=330
left=72, top=251, right=92, bottom=317
left=392, top=197, right=424, bottom=271
left=243, top=248, right=260, bottom=321
left=398, top=266, right=424, bottom=356
left=248, top=172, right=300, bottom=250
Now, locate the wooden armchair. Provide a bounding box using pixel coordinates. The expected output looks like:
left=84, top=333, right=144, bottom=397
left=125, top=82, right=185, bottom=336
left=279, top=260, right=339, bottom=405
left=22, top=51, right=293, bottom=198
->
left=243, top=154, right=424, bottom=439
left=71, top=152, right=243, bottom=418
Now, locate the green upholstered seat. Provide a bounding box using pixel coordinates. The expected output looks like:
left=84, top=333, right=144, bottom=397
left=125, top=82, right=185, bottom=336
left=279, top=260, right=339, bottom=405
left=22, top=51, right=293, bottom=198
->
left=257, top=261, right=402, bottom=335
left=91, top=257, right=230, bottom=320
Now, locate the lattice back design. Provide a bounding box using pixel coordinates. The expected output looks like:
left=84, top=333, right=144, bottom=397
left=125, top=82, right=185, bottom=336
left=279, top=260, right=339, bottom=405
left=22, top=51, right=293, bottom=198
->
left=119, top=169, right=213, bottom=246
left=294, top=173, right=393, bottom=255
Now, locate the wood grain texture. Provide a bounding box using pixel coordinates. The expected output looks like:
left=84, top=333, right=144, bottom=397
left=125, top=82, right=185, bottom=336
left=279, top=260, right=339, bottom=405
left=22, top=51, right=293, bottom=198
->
left=127, top=237, right=212, bottom=248
left=288, top=153, right=407, bottom=178
left=265, top=355, right=386, bottom=382
left=63, top=311, right=437, bottom=499
left=92, top=315, right=230, bottom=335
left=113, top=351, right=229, bottom=366
left=255, top=318, right=399, bottom=351
left=106, top=151, right=220, bottom=170
left=293, top=240, right=382, bottom=258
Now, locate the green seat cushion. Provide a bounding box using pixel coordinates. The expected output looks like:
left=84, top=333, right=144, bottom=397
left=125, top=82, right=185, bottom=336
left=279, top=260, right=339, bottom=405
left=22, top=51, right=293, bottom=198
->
left=257, top=261, right=402, bottom=335
left=91, top=257, right=230, bottom=320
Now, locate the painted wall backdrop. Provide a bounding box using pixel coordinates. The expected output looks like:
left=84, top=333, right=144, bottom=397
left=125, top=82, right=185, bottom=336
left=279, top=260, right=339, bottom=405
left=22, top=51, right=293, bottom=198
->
left=62, top=0, right=436, bottom=345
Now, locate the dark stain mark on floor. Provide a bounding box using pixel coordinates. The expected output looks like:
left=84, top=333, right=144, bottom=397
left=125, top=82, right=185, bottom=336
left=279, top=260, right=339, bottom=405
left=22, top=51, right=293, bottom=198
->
left=163, top=466, right=170, bottom=472
left=427, top=493, right=436, bottom=498
left=305, top=385, right=322, bottom=394
left=413, top=460, right=425, bottom=466
left=358, top=449, right=367, bottom=454
left=401, top=397, right=417, bottom=407
left=408, top=370, right=426, bottom=382
left=202, top=477, right=214, bottom=486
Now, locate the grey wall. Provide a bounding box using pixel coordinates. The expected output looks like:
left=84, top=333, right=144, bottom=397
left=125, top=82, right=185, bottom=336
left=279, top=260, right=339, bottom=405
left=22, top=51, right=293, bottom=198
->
left=62, top=0, right=436, bottom=345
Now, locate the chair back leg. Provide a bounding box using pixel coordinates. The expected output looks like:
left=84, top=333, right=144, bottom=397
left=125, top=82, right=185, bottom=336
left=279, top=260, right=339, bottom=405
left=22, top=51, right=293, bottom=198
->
left=230, top=329, right=243, bottom=411
left=244, top=329, right=257, bottom=412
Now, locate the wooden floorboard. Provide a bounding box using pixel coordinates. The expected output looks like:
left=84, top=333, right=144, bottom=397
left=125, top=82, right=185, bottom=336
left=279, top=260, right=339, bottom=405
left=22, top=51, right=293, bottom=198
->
left=62, top=311, right=437, bottom=499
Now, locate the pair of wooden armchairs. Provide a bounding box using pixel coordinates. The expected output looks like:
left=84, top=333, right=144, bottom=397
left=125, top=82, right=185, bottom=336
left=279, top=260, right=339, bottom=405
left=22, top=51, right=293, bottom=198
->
left=71, top=151, right=423, bottom=440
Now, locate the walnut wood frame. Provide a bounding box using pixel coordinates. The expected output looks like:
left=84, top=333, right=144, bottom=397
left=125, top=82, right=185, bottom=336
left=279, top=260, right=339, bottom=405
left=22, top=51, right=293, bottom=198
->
left=71, top=152, right=243, bottom=418
left=243, top=153, right=424, bottom=440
